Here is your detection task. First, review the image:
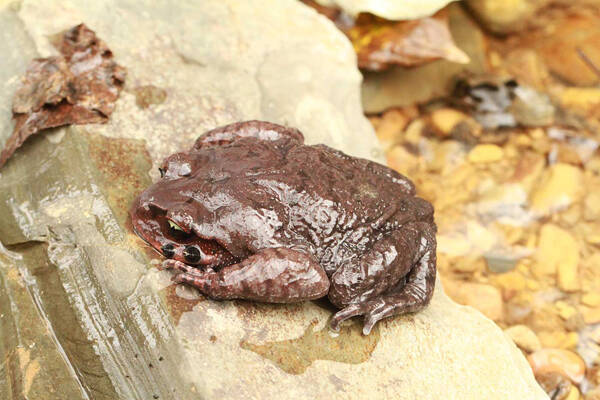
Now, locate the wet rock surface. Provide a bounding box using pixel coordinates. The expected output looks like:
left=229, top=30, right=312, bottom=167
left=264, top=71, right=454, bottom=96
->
left=0, top=1, right=547, bottom=399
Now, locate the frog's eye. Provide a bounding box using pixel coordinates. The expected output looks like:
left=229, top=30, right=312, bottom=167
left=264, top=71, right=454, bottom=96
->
left=168, top=220, right=185, bottom=232
left=158, top=167, right=166, bottom=178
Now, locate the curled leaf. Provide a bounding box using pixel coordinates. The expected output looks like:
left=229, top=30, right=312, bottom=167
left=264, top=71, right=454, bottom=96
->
left=348, top=11, right=469, bottom=71
left=0, top=24, right=125, bottom=168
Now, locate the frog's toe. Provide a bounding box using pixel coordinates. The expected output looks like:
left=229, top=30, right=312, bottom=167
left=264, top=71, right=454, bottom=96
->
left=330, top=304, right=364, bottom=331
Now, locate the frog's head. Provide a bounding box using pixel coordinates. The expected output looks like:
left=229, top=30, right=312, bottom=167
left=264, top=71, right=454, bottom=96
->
left=130, top=154, right=237, bottom=269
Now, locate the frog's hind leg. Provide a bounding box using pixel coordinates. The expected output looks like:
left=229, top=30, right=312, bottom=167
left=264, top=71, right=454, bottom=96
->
left=329, top=222, right=436, bottom=335
left=166, top=248, right=330, bottom=303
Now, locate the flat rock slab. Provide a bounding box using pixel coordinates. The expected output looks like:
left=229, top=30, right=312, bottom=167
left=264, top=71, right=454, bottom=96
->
left=0, top=1, right=547, bottom=399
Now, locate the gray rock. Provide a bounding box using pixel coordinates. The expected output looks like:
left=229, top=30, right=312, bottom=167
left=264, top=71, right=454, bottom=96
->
left=0, top=1, right=547, bottom=399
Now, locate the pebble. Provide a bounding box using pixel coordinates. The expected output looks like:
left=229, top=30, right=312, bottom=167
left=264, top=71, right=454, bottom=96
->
left=536, top=371, right=573, bottom=400
left=584, top=192, right=600, bottom=221
left=538, top=331, right=579, bottom=349
left=468, top=144, right=504, bottom=163
left=430, top=108, right=477, bottom=137
left=528, top=348, right=585, bottom=384
left=505, top=325, right=542, bottom=353
left=375, top=109, right=409, bottom=146
left=580, top=306, right=600, bottom=324
left=443, top=280, right=504, bottom=321
left=534, top=224, right=580, bottom=292
left=555, top=301, right=577, bottom=320
left=561, top=88, right=600, bottom=114
left=582, top=293, right=600, bottom=307
left=530, top=163, right=584, bottom=215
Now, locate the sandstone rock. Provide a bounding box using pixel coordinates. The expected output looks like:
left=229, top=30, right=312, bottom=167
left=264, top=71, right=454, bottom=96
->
left=505, top=325, right=542, bottom=353
left=0, top=1, right=548, bottom=399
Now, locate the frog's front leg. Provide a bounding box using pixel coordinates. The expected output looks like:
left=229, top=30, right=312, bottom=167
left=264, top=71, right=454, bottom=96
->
left=329, top=222, right=436, bottom=335
left=165, top=248, right=329, bottom=303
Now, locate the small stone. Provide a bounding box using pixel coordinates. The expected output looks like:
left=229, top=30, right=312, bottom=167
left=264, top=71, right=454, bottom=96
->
left=582, top=293, right=600, bottom=307
left=530, top=163, right=584, bottom=215
left=468, top=144, right=504, bottom=163
left=467, top=221, right=498, bottom=253
left=528, top=348, right=585, bottom=384
left=403, top=118, right=425, bottom=145
left=505, top=325, right=541, bottom=353
left=430, top=108, right=474, bottom=137
left=566, top=386, right=581, bottom=400
left=442, top=280, right=504, bottom=321
left=534, top=224, right=580, bottom=291
left=510, top=86, right=555, bottom=127
left=451, top=256, right=485, bottom=273
left=584, top=192, right=600, bottom=221
left=538, top=331, right=578, bottom=350
left=428, top=140, right=466, bottom=172
left=375, top=109, right=409, bottom=146
left=561, top=88, right=600, bottom=114
left=585, top=387, right=600, bottom=400
left=386, top=145, right=420, bottom=175
left=580, top=306, right=600, bottom=324
left=555, top=301, right=577, bottom=320
left=536, top=371, right=572, bottom=400
left=493, top=270, right=527, bottom=292
left=437, top=234, right=471, bottom=258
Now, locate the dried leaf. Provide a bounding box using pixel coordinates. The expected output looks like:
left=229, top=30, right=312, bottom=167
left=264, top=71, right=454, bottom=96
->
left=348, top=11, right=469, bottom=71
left=0, top=24, right=125, bottom=167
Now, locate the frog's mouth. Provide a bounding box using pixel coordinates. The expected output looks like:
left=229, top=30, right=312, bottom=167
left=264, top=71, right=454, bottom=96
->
left=131, top=202, right=238, bottom=270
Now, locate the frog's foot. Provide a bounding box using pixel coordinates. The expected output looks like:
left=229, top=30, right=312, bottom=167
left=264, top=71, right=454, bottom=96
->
left=163, top=259, right=206, bottom=274
left=330, top=228, right=436, bottom=335
left=331, top=290, right=426, bottom=336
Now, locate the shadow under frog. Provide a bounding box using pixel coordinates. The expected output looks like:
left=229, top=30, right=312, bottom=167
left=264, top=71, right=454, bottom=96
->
left=240, top=318, right=381, bottom=375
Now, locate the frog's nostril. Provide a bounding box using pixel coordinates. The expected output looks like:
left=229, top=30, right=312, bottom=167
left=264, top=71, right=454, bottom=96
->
left=161, top=243, right=175, bottom=258
left=183, top=245, right=201, bottom=263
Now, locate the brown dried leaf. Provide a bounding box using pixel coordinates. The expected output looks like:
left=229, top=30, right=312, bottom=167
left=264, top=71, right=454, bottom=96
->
left=348, top=11, right=469, bottom=71
left=0, top=24, right=125, bottom=167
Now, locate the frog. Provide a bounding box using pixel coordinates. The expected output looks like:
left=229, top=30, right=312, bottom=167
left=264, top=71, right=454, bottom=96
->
left=130, top=120, right=436, bottom=335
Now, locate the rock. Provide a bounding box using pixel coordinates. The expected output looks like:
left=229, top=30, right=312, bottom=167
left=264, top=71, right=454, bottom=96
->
left=538, top=331, right=579, bottom=350
left=534, top=224, right=580, bottom=291
left=316, top=0, right=458, bottom=19
left=465, top=0, right=542, bottom=34
left=530, top=164, right=584, bottom=215
left=584, top=192, right=600, bottom=221
left=442, top=280, right=504, bottom=322
left=373, top=108, right=409, bottom=147
left=505, top=325, right=542, bottom=353
left=0, top=1, right=549, bottom=399
left=528, top=349, right=586, bottom=384
left=468, top=144, right=504, bottom=163
left=580, top=306, right=600, bottom=324
left=430, top=108, right=472, bottom=137
left=561, top=88, right=600, bottom=115
left=536, top=371, right=573, bottom=400
left=510, top=86, right=555, bottom=127
left=582, top=292, right=600, bottom=307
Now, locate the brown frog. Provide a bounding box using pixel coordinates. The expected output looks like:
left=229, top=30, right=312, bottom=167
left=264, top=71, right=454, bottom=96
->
left=130, top=121, right=436, bottom=334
